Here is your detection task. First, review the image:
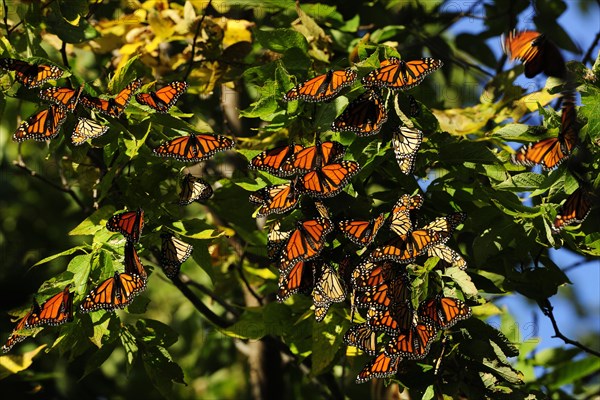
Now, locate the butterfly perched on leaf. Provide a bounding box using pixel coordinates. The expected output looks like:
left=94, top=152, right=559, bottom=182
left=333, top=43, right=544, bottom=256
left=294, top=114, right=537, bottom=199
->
left=331, top=89, right=388, bottom=136
left=370, top=212, right=466, bottom=263
left=0, top=58, right=63, bottom=88
left=278, top=218, right=333, bottom=271
left=312, top=263, right=346, bottom=322
left=71, top=117, right=108, bottom=146
left=283, top=68, right=357, bottom=102
left=338, top=213, right=386, bottom=246
left=135, top=81, right=188, bottom=112
left=552, top=187, right=593, bottom=233
left=179, top=174, right=213, bottom=205
left=280, top=141, right=346, bottom=175
left=124, top=241, right=147, bottom=280
left=512, top=96, right=578, bottom=170
left=417, top=296, right=471, bottom=329
left=153, top=133, right=235, bottom=162
left=362, top=57, right=443, bottom=90
left=3, top=284, right=74, bottom=352
left=106, top=209, right=144, bottom=243
left=160, top=233, right=194, bottom=278
left=12, top=105, right=67, bottom=142
left=355, top=351, right=401, bottom=384
left=427, top=243, right=467, bottom=270
left=79, top=271, right=147, bottom=313
left=277, top=260, right=315, bottom=302
left=344, top=323, right=378, bottom=355
left=389, top=193, right=424, bottom=236
left=299, top=161, right=360, bottom=198
left=249, top=143, right=305, bottom=176
left=80, top=78, right=143, bottom=117
left=392, top=126, right=423, bottom=175
left=249, top=177, right=304, bottom=217
left=39, top=86, right=84, bottom=112
left=384, top=321, right=438, bottom=360
left=503, top=30, right=566, bottom=78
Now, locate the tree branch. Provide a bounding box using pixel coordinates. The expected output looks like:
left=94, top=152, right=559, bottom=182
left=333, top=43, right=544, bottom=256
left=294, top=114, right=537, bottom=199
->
left=581, top=31, right=600, bottom=66
left=184, top=0, right=213, bottom=81
left=180, top=273, right=241, bottom=317
left=538, top=299, right=600, bottom=358
left=2, top=0, right=9, bottom=40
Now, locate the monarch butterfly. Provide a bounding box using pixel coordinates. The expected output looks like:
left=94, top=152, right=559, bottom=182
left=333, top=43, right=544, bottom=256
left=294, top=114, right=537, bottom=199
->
left=79, top=271, right=146, bottom=313
left=3, top=311, right=29, bottom=353
left=160, top=233, right=194, bottom=278
left=367, top=302, right=414, bottom=334
left=135, top=81, right=188, bottom=112
left=124, top=241, right=147, bottom=280
left=417, top=296, right=471, bottom=329
left=512, top=98, right=578, bottom=170
left=356, top=270, right=411, bottom=310
left=371, top=212, right=466, bottom=263
left=71, top=117, right=109, bottom=146
left=278, top=218, right=333, bottom=271
left=79, top=78, right=143, bottom=117
left=351, top=259, right=396, bottom=291
left=362, top=57, right=443, bottom=90
left=312, top=263, right=346, bottom=322
left=338, top=213, right=386, bottom=246
left=12, top=105, right=67, bottom=142
left=355, top=351, right=401, bottom=384
left=39, top=86, right=84, bottom=112
left=280, top=141, right=346, bottom=175
left=277, top=260, right=315, bottom=302
left=283, top=68, right=357, bottom=102
left=106, top=209, right=144, bottom=243
left=249, top=143, right=305, bottom=176
left=249, top=177, right=304, bottom=217
left=552, top=187, right=593, bottom=233
left=385, top=321, right=438, bottom=360
left=153, top=133, right=235, bottom=162
left=24, top=285, right=74, bottom=329
left=331, top=89, right=388, bottom=136
left=0, top=58, right=63, bottom=88
left=389, top=193, right=424, bottom=236
left=179, top=174, right=213, bottom=205
left=502, top=30, right=566, bottom=78
left=427, top=243, right=467, bottom=270
left=300, top=161, right=360, bottom=198
left=268, top=221, right=292, bottom=260
left=392, top=126, right=423, bottom=175
left=344, top=323, right=378, bottom=355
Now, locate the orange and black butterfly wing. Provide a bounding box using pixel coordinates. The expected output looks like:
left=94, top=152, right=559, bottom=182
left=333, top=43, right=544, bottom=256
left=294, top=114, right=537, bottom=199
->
left=418, top=296, right=471, bottom=329
left=385, top=322, right=437, bottom=360
left=179, top=174, right=213, bottom=205
left=512, top=137, right=566, bottom=170
left=344, top=323, right=378, bottom=355
left=160, top=233, right=193, bottom=278
left=362, top=57, right=443, bottom=90
left=125, top=241, right=147, bottom=280
left=249, top=143, right=304, bottom=176
left=300, top=161, right=360, bottom=198
left=153, top=133, right=235, bottom=162
left=552, top=187, right=593, bottom=233
left=367, top=302, right=414, bottom=333
left=339, top=213, right=386, bottom=246
left=249, top=180, right=302, bottom=217
left=106, top=209, right=144, bottom=243
left=279, top=218, right=333, bottom=270
left=79, top=272, right=146, bottom=313
left=0, top=58, right=63, bottom=88
left=503, top=31, right=565, bottom=78
left=281, top=141, right=346, bottom=174
left=71, top=117, right=109, bottom=146
left=277, top=260, right=315, bottom=301
left=135, top=81, right=188, bottom=112
left=283, top=68, right=357, bottom=102
left=2, top=307, right=34, bottom=353
left=331, top=89, right=388, bottom=136
left=39, top=86, right=83, bottom=111
left=351, top=260, right=395, bottom=291
left=26, top=285, right=73, bottom=328
left=80, top=78, right=142, bottom=117
left=13, top=105, right=67, bottom=142
left=355, top=352, right=401, bottom=384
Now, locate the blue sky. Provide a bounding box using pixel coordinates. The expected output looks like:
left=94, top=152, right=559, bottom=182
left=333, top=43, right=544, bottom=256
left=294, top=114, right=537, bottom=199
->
left=448, top=0, right=600, bottom=364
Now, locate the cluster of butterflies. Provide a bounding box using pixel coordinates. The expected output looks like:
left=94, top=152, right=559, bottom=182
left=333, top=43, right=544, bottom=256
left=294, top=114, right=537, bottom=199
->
left=3, top=209, right=197, bottom=352
left=503, top=31, right=593, bottom=232
left=282, top=57, right=442, bottom=175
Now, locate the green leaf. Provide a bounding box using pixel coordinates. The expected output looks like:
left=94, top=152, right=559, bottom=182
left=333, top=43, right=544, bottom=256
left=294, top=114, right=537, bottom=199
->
left=32, top=246, right=87, bottom=268
left=543, top=356, right=600, bottom=389
left=142, top=345, right=186, bottom=397
left=67, top=253, right=94, bottom=292
left=255, top=28, right=309, bottom=54
left=311, top=316, right=348, bottom=375
left=70, top=207, right=115, bottom=236
left=446, top=267, right=478, bottom=298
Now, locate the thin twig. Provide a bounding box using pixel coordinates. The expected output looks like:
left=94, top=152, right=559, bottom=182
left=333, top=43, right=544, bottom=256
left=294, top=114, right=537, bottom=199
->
left=539, top=299, right=600, bottom=358
left=236, top=263, right=264, bottom=305
left=60, top=42, right=69, bottom=69
left=184, top=0, right=213, bottom=80
left=171, top=274, right=231, bottom=329
left=13, top=157, right=86, bottom=211
left=2, top=0, right=9, bottom=40
left=180, top=273, right=241, bottom=317
left=8, top=0, right=56, bottom=34
left=582, top=31, right=600, bottom=66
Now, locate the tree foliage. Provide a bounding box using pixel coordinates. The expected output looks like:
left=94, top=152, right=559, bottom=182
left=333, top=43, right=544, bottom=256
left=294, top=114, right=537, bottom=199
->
left=0, top=0, right=599, bottom=399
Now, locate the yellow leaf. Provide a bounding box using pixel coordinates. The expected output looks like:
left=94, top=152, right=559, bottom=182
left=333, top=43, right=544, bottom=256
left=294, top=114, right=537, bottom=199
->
left=0, top=345, right=46, bottom=379
left=433, top=104, right=497, bottom=135
left=223, top=19, right=253, bottom=48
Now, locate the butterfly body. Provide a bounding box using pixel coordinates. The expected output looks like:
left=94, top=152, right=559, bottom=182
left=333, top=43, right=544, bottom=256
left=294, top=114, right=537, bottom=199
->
left=160, top=233, right=194, bottom=278
left=39, top=86, right=83, bottom=111
left=249, top=143, right=305, bottom=176
left=0, top=58, right=63, bottom=88
left=279, top=218, right=333, bottom=271
left=362, top=57, right=443, bottom=90
left=179, top=174, right=213, bottom=205
left=338, top=213, right=386, bottom=246
left=135, top=81, right=188, bottom=112
left=106, top=209, right=144, bottom=243
left=503, top=30, right=566, bottom=78
left=299, top=161, right=360, bottom=198
left=13, top=105, right=67, bottom=142
left=71, top=117, right=108, bottom=146
left=79, top=271, right=146, bottom=313
left=153, top=133, right=235, bottom=162
left=80, top=78, right=143, bottom=117
left=331, top=89, right=388, bottom=136
left=249, top=177, right=304, bottom=217
left=552, top=187, right=593, bottom=233
left=283, top=68, right=357, bottom=102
